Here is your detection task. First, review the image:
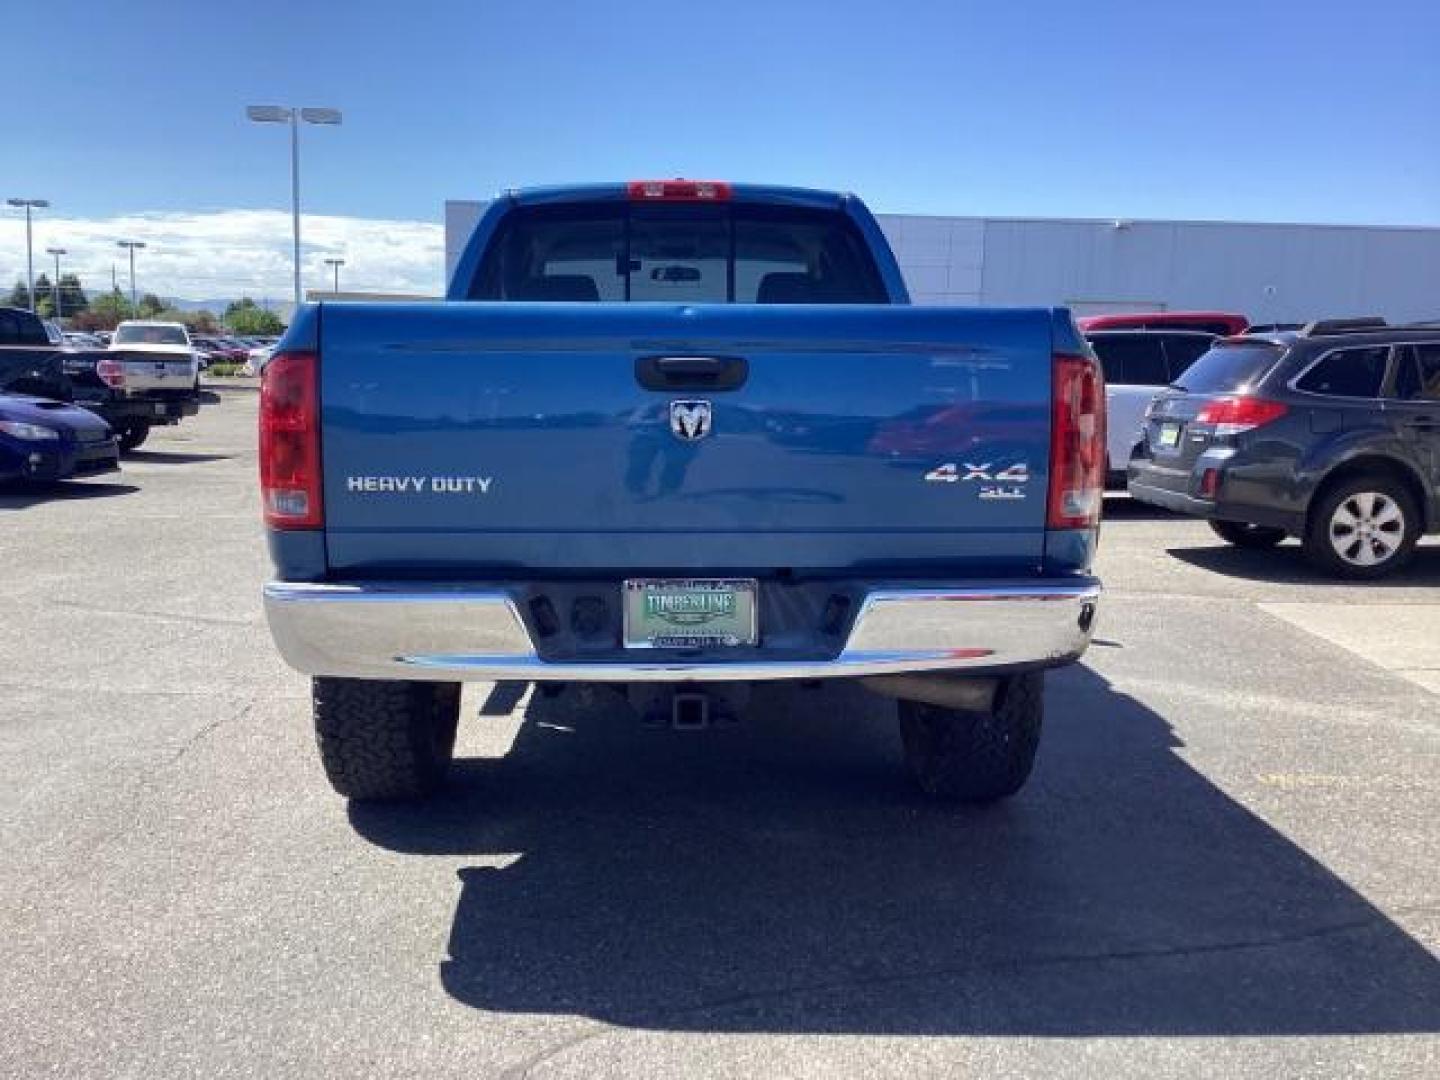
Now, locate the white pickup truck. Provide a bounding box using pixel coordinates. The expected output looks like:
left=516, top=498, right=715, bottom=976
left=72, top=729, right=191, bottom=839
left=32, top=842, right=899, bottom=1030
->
left=108, top=321, right=201, bottom=392
left=82, top=320, right=203, bottom=450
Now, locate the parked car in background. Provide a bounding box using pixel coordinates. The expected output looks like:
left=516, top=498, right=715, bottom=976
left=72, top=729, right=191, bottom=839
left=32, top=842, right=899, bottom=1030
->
left=243, top=342, right=275, bottom=375
left=190, top=343, right=218, bottom=370
left=92, top=331, right=113, bottom=346
left=55, top=319, right=203, bottom=451
left=0, top=306, right=74, bottom=400
left=1078, top=311, right=1249, bottom=337
left=110, top=321, right=200, bottom=387
left=1243, top=322, right=1304, bottom=335
left=193, top=336, right=248, bottom=365
left=0, top=390, right=119, bottom=484
left=1128, top=319, right=1440, bottom=578
left=1086, top=329, right=1217, bottom=485
left=63, top=331, right=106, bottom=349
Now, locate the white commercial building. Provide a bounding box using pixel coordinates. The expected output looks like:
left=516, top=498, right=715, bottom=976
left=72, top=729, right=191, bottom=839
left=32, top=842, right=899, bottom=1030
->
left=445, top=200, right=1440, bottom=323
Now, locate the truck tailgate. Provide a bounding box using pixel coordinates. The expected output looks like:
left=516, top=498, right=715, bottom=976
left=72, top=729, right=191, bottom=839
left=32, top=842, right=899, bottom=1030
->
left=319, top=304, right=1054, bottom=574
left=111, top=351, right=197, bottom=391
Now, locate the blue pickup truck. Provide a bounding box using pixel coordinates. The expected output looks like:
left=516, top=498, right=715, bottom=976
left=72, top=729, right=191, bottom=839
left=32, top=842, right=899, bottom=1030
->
left=261, top=181, right=1104, bottom=804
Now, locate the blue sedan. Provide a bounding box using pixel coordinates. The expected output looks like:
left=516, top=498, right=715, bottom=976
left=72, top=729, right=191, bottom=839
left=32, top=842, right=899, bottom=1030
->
left=0, top=393, right=120, bottom=483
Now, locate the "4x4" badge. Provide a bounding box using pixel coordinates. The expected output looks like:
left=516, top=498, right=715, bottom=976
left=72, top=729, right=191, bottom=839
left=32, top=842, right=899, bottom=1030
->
left=925, top=462, right=1030, bottom=500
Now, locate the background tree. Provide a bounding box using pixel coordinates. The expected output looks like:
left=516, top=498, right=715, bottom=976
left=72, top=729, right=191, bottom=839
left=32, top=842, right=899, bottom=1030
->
left=70, top=310, right=110, bottom=331
left=184, top=309, right=220, bottom=334
left=137, top=293, right=167, bottom=319
left=6, top=280, right=31, bottom=309
left=82, top=289, right=134, bottom=329
left=153, top=308, right=218, bottom=333
left=58, top=274, right=89, bottom=317
left=32, top=273, right=54, bottom=318
left=224, top=297, right=285, bottom=335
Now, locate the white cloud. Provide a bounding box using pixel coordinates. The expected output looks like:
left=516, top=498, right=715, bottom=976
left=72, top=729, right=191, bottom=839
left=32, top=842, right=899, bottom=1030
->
left=0, top=208, right=444, bottom=304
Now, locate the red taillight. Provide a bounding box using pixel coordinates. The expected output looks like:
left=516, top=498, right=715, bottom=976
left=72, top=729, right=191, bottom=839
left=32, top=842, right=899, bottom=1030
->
left=259, top=351, right=322, bottom=529
left=627, top=179, right=732, bottom=202
left=1194, top=396, right=1287, bottom=435
left=1048, top=352, right=1106, bottom=530
left=96, top=356, right=125, bottom=389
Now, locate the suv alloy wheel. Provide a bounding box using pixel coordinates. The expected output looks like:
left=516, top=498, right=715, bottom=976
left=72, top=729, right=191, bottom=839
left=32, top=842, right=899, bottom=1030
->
left=1304, top=474, right=1420, bottom=579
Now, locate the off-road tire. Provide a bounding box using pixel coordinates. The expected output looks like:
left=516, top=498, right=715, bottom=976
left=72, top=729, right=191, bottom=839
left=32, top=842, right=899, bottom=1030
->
left=1303, top=473, right=1419, bottom=580
left=312, top=678, right=461, bottom=801
left=898, top=672, right=1044, bottom=803
left=1209, top=519, right=1287, bottom=549
left=118, top=422, right=150, bottom=452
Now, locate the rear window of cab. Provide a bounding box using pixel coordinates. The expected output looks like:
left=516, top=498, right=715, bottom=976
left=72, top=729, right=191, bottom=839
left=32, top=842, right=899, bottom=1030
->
left=470, top=203, right=888, bottom=304
left=113, top=325, right=189, bottom=346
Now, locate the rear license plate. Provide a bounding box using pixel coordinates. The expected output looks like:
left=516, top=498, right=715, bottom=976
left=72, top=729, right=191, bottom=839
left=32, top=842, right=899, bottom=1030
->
left=1157, top=422, right=1181, bottom=449
left=623, top=579, right=758, bottom=649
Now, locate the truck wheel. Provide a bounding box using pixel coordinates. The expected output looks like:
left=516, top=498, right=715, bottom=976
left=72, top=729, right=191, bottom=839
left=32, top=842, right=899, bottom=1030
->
left=1209, top=519, right=1286, bottom=549
left=1303, top=474, right=1419, bottom=580
left=312, top=678, right=461, bottom=801
left=898, top=672, right=1043, bottom=802
left=118, top=422, right=150, bottom=452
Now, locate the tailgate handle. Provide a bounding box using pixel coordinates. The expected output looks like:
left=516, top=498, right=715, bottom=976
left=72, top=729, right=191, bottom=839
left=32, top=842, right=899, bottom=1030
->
left=636, top=354, right=748, bottom=391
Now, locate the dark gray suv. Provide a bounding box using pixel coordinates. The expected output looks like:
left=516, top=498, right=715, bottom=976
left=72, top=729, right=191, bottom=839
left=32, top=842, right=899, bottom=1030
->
left=1128, top=319, right=1440, bottom=578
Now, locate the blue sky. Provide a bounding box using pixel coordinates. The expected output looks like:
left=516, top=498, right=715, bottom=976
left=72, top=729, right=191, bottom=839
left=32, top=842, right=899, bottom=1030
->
left=6, top=0, right=1440, bottom=297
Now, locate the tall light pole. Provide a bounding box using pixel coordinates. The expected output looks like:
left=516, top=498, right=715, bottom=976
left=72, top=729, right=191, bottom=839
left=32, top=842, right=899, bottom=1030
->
left=117, top=240, right=146, bottom=316
left=324, top=256, right=345, bottom=294
left=46, top=247, right=66, bottom=319
left=245, top=105, right=342, bottom=307
left=6, top=197, right=50, bottom=311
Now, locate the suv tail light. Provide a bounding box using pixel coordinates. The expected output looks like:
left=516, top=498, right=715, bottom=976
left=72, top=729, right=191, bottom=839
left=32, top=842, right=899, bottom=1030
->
left=259, top=351, right=323, bottom=529
left=96, top=356, right=125, bottom=389
left=1048, top=352, right=1106, bottom=530
left=1194, top=396, right=1287, bottom=436
left=627, top=179, right=732, bottom=202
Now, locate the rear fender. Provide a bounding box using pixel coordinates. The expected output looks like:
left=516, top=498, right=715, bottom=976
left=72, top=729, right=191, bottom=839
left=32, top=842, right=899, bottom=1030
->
left=1302, top=436, right=1435, bottom=531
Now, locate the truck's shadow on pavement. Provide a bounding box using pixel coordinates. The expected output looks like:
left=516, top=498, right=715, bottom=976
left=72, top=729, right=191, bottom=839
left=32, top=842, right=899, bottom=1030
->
left=349, top=667, right=1440, bottom=1037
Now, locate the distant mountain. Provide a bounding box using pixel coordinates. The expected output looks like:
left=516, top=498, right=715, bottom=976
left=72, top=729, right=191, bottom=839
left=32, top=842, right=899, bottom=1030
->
left=164, top=297, right=284, bottom=314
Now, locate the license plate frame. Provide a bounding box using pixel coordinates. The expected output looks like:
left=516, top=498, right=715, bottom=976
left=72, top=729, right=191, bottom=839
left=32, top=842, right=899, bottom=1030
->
left=1157, top=421, right=1182, bottom=449
left=622, top=578, right=759, bottom=650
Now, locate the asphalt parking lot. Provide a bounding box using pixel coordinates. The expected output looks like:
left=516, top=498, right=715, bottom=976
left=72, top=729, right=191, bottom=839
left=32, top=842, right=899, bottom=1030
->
left=3, top=386, right=1438, bottom=1079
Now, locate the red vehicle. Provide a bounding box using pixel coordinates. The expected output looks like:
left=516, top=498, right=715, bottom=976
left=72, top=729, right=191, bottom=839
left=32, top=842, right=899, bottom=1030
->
left=1077, top=311, right=1249, bottom=337
left=192, top=336, right=249, bottom=363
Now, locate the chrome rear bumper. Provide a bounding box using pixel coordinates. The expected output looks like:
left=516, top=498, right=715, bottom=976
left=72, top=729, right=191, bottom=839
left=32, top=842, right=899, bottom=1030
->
left=263, top=578, right=1101, bottom=682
